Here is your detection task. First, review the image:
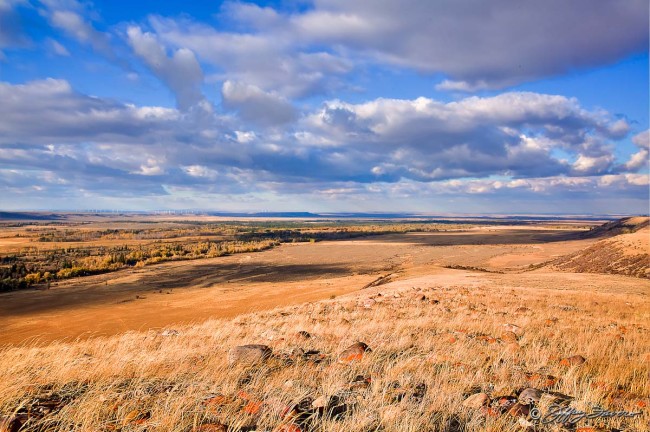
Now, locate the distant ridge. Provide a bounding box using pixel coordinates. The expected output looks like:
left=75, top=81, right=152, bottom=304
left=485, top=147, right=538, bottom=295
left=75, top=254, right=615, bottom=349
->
left=580, top=216, right=650, bottom=238
left=0, top=212, right=64, bottom=221
left=549, top=216, right=650, bottom=278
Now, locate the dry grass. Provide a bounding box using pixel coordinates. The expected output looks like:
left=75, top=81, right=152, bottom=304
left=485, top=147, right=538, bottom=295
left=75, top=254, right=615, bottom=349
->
left=0, top=270, right=648, bottom=432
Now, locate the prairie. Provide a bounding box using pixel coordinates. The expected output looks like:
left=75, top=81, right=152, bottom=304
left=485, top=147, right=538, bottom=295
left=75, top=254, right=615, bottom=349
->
left=0, top=216, right=648, bottom=431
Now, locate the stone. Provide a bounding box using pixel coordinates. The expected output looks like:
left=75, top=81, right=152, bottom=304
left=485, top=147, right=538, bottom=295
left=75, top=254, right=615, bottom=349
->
left=501, top=331, right=518, bottom=343
left=502, top=323, right=524, bottom=336
left=228, top=344, right=273, bottom=366
left=539, top=391, right=573, bottom=406
left=508, top=403, right=530, bottom=417
left=518, top=388, right=542, bottom=405
left=559, top=354, right=586, bottom=366
left=312, top=395, right=328, bottom=409
left=462, top=392, right=490, bottom=408
left=337, top=342, right=371, bottom=364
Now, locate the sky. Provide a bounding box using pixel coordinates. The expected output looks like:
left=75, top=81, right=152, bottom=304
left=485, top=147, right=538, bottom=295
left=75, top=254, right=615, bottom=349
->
left=0, top=0, right=648, bottom=214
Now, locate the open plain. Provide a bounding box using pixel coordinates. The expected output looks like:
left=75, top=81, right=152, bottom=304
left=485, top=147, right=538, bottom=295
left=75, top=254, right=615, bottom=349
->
left=0, top=216, right=648, bottom=431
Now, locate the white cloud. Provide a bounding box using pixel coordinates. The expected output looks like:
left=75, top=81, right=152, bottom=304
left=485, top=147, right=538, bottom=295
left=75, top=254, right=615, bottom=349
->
left=221, top=80, right=296, bottom=126
left=126, top=26, right=205, bottom=111
left=47, top=38, right=70, bottom=56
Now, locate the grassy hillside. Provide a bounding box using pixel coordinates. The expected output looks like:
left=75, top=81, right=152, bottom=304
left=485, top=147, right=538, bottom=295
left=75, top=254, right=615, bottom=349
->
left=0, top=271, right=647, bottom=432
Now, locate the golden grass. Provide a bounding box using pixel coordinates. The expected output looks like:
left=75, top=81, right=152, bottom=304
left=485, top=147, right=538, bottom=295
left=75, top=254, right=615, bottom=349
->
left=0, top=271, right=648, bottom=431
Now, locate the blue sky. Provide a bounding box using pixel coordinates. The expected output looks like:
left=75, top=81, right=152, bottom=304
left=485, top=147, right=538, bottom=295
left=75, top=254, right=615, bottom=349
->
left=0, top=0, right=648, bottom=214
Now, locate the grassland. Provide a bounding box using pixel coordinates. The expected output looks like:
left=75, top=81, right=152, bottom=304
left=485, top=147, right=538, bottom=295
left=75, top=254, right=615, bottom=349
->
left=0, top=216, right=647, bottom=432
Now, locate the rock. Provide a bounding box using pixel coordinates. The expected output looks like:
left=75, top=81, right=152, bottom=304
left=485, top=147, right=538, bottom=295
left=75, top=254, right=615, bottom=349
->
left=337, top=342, right=371, bottom=364
left=515, top=307, right=531, bottom=313
left=502, top=323, right=524, bottom=336
left=228, top=344, right=273, bottom=366
left=560, top=354, right=586, bottom=366
left=243, top=400, right=263, bottom=415
left=501, top=331, right=518, bottom=343
left=492, top=395, right=517, bottom=412
left=362, top=298, right=376, bottom=308
left=462, top=392, right=490, bottom=408
left=518, top=388, right=542, bottom=405
left=539, top=391, right=573, bottom=406
left=508, top=403, right=530, bottom=417
left=312, top=396, right=328, bottom=409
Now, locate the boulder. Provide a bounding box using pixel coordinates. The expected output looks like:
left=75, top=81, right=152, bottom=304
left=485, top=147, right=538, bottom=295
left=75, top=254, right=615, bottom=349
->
left=462, top=392, right=490, bottom=408
left=518, top=388, right=542, bottom=405
left=228, top=344, right=273, bottom=366
left=337, top=342, right=371, bottom=364
left=560, top=355, right=586, bottom=366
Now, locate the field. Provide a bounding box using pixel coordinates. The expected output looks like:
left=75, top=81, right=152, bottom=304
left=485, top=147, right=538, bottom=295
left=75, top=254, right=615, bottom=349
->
left=0, top=215, right=648, bottom=431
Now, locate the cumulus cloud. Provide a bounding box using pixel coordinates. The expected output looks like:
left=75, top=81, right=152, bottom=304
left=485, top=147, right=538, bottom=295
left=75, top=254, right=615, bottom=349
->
left=139, top=0, right=647, bottom=94
left=0, top=79, right=647, bottom=212
left=39, top=0, right=118, bottom=60
left=623, top=129, right=650, bottom=171
left=126, top=26, right=206, bottom=111
left=221, top=80, right=296, bottom=127
left=290, top=0, right=648, bottom=89
left=149, top=15, right=353, bottom=98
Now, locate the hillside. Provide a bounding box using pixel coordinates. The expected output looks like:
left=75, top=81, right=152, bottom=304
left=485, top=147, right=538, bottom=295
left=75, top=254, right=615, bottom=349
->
left=550, top=218, right=650, bottom=278
left=580, top=216, right=650, bottom=239
left=0, top=270, right=648, bottom=432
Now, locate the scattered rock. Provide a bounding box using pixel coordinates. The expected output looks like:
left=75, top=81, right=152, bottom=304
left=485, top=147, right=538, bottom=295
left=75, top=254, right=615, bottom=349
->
left=228, top=344, right=273, bottom=366
left=518, top=388, right=542, bottom=405
left=312, top=396, right=328, bottom=409
left=559, top=355, right=586, bottom=366
left=508, top=403, right=530, bottom=417
left=501, top=331, right=518, bottom=343
left=515, top=307, right=531, bottom=313
left=502, top=323, right=524, bottom=336
left=462, top=392, right=490, bottom=408
left=539, top=391, right=573, bottom=406
left=337, top=342, right=371, bottom=364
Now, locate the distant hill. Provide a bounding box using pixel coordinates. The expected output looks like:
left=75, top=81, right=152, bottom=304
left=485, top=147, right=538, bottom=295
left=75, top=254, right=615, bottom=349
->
left=579, top=216, right=650, bottom=238
left=549, top=217, right=650, bottom=278
left=0, top=212, right=64, bottom=221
